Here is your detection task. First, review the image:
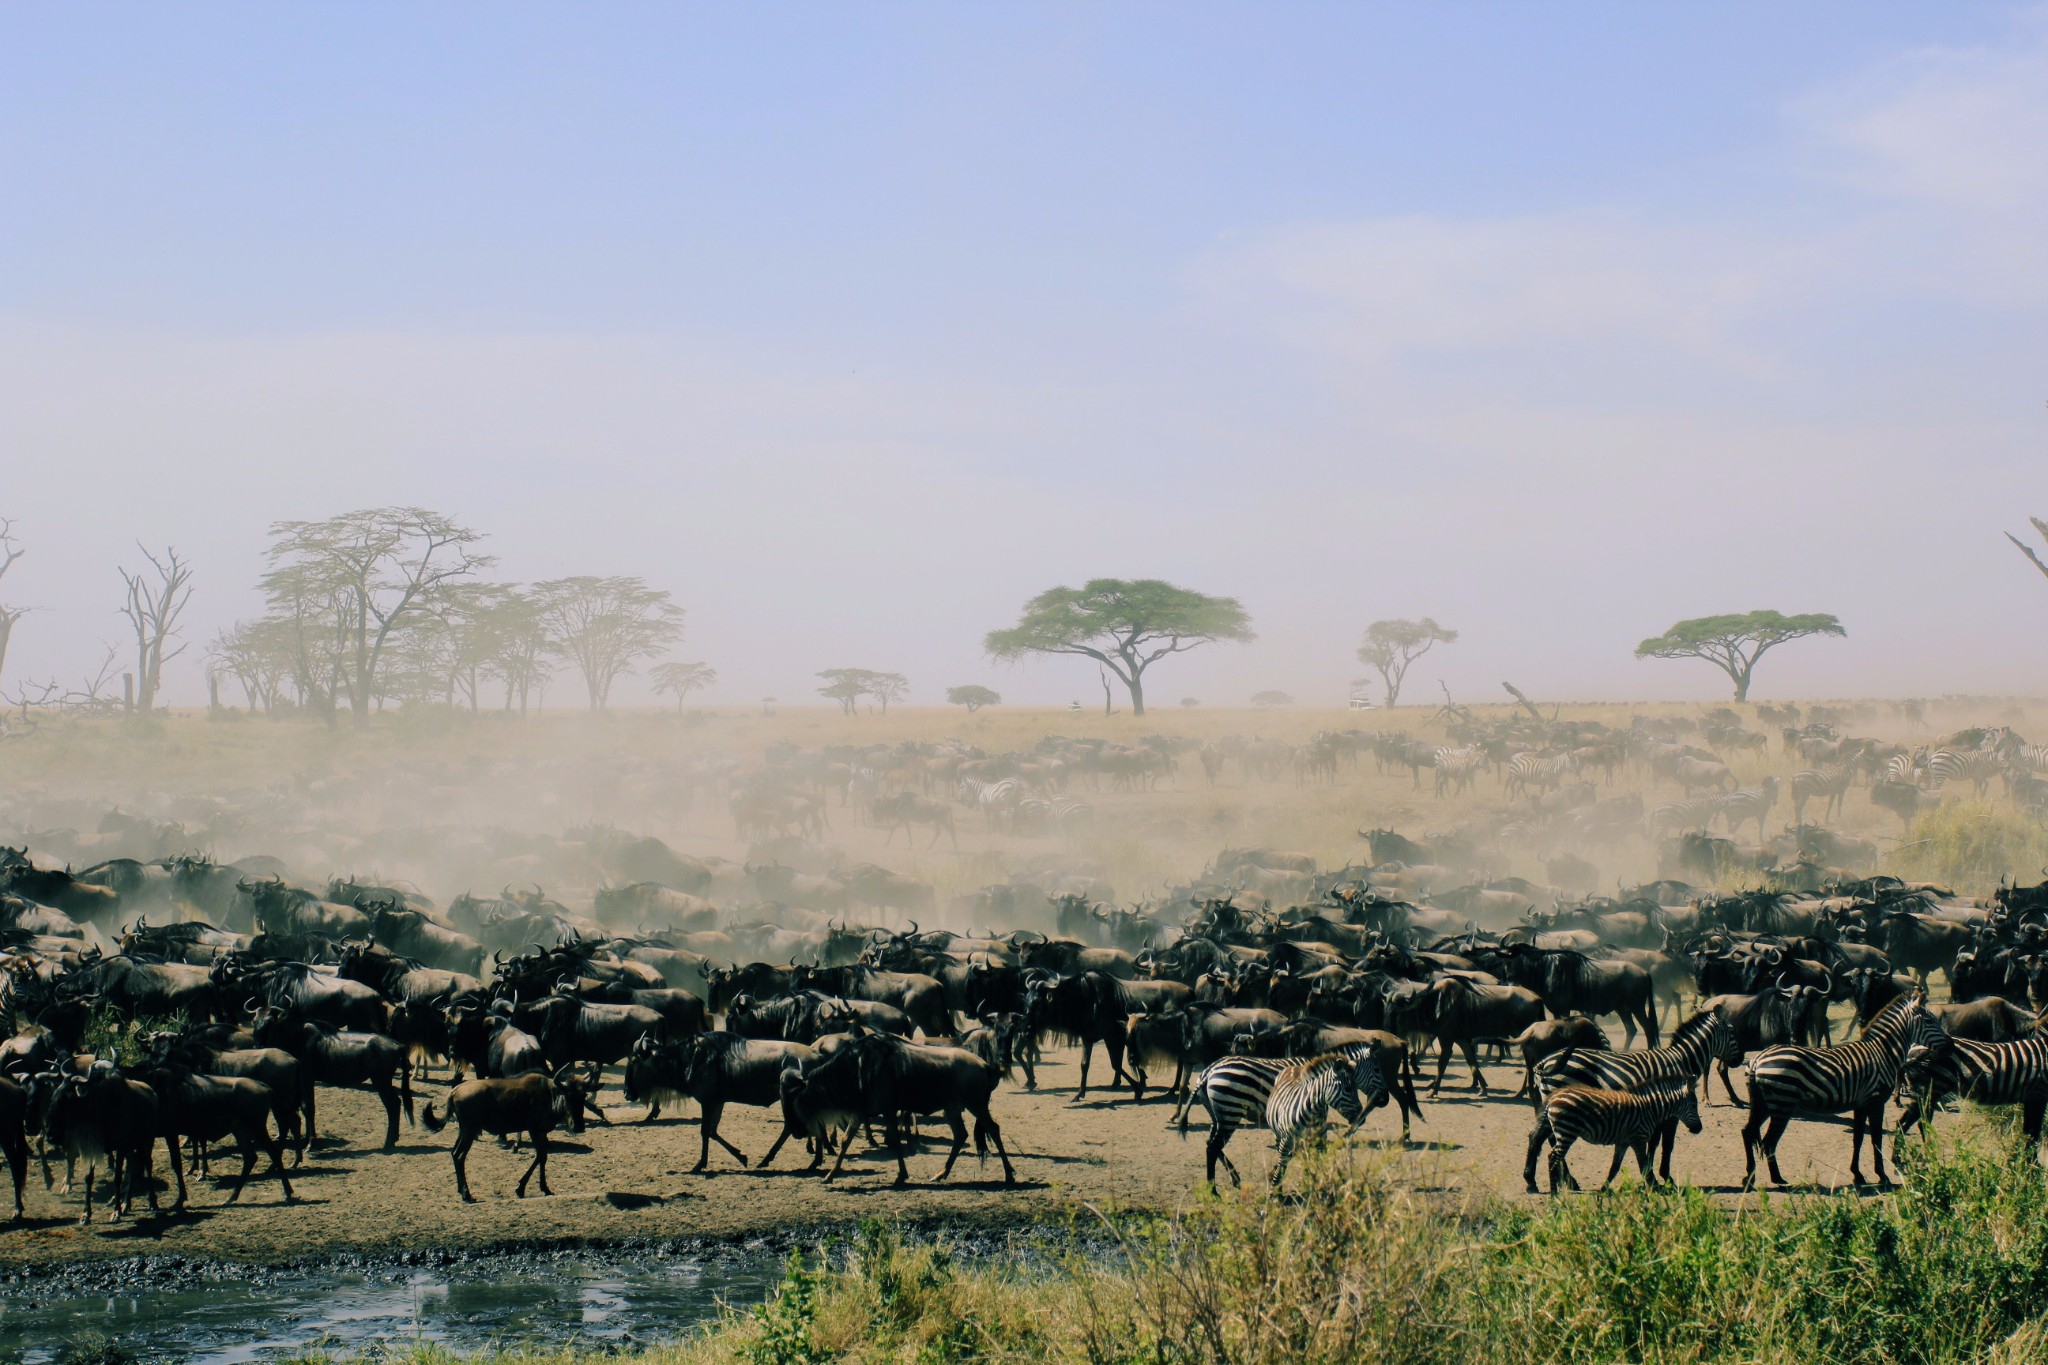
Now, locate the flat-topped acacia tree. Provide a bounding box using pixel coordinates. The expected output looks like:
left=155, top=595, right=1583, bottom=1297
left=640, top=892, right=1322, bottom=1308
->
left=1634, top=610, right=1845, bottom=701
left=985, top=578, right=1253, bottom=717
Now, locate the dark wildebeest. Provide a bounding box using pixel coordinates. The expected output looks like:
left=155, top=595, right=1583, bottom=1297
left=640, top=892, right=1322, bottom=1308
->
left=420, top=1065, right=598, bottom=1201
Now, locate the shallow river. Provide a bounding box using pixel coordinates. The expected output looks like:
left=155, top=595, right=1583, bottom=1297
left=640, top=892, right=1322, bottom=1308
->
left=0, top=1250, right=787, bottom=1363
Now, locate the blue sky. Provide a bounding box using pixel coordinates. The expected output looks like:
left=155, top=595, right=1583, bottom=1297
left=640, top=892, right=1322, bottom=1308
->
left=3, top=4, right=2045, bottom=707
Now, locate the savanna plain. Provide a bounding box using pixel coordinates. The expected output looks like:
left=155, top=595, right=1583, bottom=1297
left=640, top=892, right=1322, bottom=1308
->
left=9, top=698, right=2048, bottom=1364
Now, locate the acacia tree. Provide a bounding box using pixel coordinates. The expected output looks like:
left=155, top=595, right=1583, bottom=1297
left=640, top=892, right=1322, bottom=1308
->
left=261, top=507, right=492, bottom=725
left=946, top=684, right=1001, bottom=712
left=1635, top=610, right=1845, bottom=701
left=652, top=660, right=717, bottom=710
left=1251, top=690, right=1295, bottom=708
left=117, top=544, right=194, bottom=714
left=1357, top=618, right=1457, bottom=707
left=816, top=668, right=906, bottom=714
left=984, top=578, right=1253, bottom=717
left=480, top=589, right=554, bottom=716
left=0, top=519, right=23, bottom=683
left=532, top=575, right=684, bottom=711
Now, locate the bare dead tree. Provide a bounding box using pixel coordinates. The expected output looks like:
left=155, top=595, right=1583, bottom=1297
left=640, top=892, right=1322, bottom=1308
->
left=0, top=519, right=23, bottom=683
left=118, top=544, right=195, bottom=714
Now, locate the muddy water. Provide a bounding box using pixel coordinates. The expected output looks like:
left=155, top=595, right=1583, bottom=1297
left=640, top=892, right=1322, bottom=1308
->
left=0, top=1249, right=786, bottom=1363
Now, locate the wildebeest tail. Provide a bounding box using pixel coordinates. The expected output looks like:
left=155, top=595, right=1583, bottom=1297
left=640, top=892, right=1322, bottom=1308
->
left=401, top=1061, right=416, bottom=1123
left=420, top=1101, right=448, bottom=1134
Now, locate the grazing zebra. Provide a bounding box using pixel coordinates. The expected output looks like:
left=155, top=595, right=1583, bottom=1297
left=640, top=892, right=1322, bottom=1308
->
left=1925, top=747, right=2005, bottom=797
left=1179, top=1047, right=1383, bottom=1188
left=1531, top=1084, right=1702, bottom=1193
left=1524, top=1010, right=1727, bottom=1190
left=1896, top=1034, right=2048, bottom=1144
left=1788, top=764, right=1854, bottom=824
left=1740, top=992, right=1940, bottom=1191
left=1714, top=777, right=1779, bottom=841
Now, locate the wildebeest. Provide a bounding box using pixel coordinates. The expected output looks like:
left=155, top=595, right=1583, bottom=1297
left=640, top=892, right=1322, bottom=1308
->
left=420, top=1065, right=598, bottom=1201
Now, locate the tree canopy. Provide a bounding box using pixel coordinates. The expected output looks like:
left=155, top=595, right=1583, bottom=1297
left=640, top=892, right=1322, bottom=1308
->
left=1356, top=617, right=1457, bottom=707
left=531, top=575, right=684, bottom=711
left=1634, top=610, right=1845, bottom=701
left=984, top=578, right=1253, bottom=717
left=651, top=660, right=717, bottom=710
left=261, top=507, right=492, bottom=724
left=816, top=668, right=908, bottom=715
left=1251, top=690, right=1295, bottom=708
left=946, top=684, right=1001, bottom=712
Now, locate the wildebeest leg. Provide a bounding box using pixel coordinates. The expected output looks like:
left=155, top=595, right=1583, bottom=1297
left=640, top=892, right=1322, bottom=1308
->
left=377, top=1081, right=401, bottom=1150
left=1717, top=1058, right=1745, bottom=1108
left=518, top=1131, right=551, bottom=1197
left=972, top=1104, right=1016, bottom=1185
left=224, top=1134, right=258, bottom=1206
left=80, top=1167, right=95, bottom=1225
left=699, top=1101, right=750, bottom=1169
left=1619, top=1012, right=1638, bottom=1049
left=1074, top=1039, right=1094, bottom=1099
left=1104, top=1030, right=1130, bottom=1088
left=451, top=1128, right=478, bottom=1201
left=1, top=1130, right=22, bottom=1220
left=1428, top=1039, right=1453, bottom=1097
left=935, top=1109, right=970, bottom=1181
left=1462, top=1040, right=1487, bottom=1095
left=888, top=1113, right=912, bottom=1185
left=167, top=1134, right=191, bottom=1210
left=267, top=1123, right=295, bottom=1203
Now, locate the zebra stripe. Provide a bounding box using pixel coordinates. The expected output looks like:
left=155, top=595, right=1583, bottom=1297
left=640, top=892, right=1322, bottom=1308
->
left=1714, top=778, right=1779, bottom=840
left=1789, top=764, right=1854, bottom=823
left=1740, top=993, right=1941, bottom=1190
left=1182, top=1047, right=1378, bottom=1187
left=1535, top=1009, right=1725, bottom=1100
left=1534, top=1084, right=1701, bottom=1192
left=1898, top=1034, right=2048, bottom=1140
left=1649, top=797, right=1725, bottom=838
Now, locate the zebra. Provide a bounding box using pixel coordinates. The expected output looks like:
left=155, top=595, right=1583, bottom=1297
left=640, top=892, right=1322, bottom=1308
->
left=1523, top=1009, right=1727, bottom=1190
left=1883, top=748, right=1928, bottom=786
left=1178, top=1047, right=1383, bottom=1188
left=1714, top=777, right=1779, bottom=841
left=1925, top=747, right=2005, bottom=797
left=1788, top=764, right=1854, bottom=824
left=1648, top=796, right=1726, bottom=840
left=1505, top=751, right=1576, bottom=801
left=1740, top=991, right=1940, bottom=1191
left=1432, top=746, right=1483, bottom=798
left=1896, top=1034, right=2048, bottom=1145
left=1046, top=796, right=1093, bottom=835
left=1531, top=1083, right=1702, bottom=1193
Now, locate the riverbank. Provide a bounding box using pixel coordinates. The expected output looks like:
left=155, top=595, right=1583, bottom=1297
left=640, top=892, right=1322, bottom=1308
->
left=254, top=1128, right=2048, bottom=1365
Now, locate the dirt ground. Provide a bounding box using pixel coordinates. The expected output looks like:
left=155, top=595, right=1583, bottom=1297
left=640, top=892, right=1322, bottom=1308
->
left=0, top=1017, right=1973, bottom=1270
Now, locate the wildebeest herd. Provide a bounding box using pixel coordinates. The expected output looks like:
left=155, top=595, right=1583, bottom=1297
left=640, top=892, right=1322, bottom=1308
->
left=4, top=701, right=2048, bottom=1226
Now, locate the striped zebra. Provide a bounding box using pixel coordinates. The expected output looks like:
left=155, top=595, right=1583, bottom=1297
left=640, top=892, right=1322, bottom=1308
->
left=1648, top=795, right=1726, bottom=839
left=1740, top=992, right=1941, bottom=1191
left=1046, top=795, right=1093, bottom=834
left=1432, top=746, right=1484, bottom=798
left=2011, top=743, right=2048, bottom=775
left=1788, top=764, right=1854, bottom=824
left=1883, top=748, right=1928, bottom=786
left=1504, top=750, right=1576, bottom=800
left=1714, top=776, right=1779, bottom=841
left=1178, top=1047, right=1382, bottom=1187
left=1532, top=1084, right=1702, bottom=1193
left=1926, top=747, right=2005, bottom=797
left=1897, top=1034, right=2048, bottom=1145
left=1523, top=1009, right=1727, bottom=1190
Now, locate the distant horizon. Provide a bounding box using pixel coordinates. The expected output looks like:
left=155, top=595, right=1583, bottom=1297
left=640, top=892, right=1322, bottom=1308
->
left=4, top=3, right=2045, bottom=709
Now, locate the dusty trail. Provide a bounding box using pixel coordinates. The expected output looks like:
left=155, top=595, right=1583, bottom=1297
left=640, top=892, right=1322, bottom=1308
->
left=1, top=1029, right=1967, bottom=1270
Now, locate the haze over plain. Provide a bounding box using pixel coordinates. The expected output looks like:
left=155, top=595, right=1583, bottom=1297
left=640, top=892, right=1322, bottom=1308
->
left=2, top=3, right=2044, bottom=708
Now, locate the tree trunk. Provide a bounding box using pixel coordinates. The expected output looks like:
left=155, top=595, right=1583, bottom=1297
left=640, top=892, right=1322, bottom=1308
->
left=1127, top=670, right=1145, bottom=716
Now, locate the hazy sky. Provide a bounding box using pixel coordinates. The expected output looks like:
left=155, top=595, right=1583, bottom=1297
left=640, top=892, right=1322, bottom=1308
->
left=3, top=4, right=2045, bottom=709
